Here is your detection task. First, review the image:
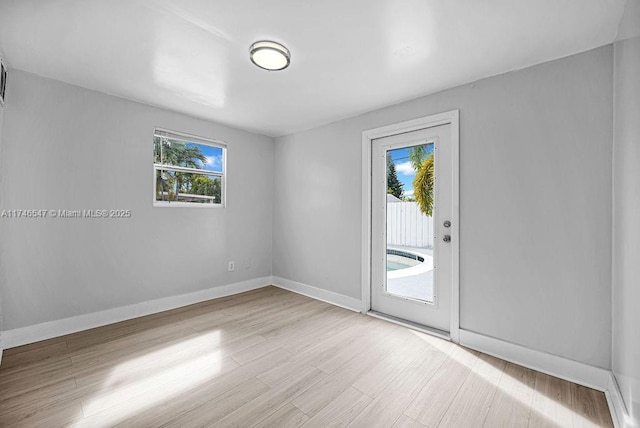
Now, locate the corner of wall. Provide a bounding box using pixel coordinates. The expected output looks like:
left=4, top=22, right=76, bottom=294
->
left=0, top=49, right=5, bottom=365
left=611, top=2, right=640, bottom=422
left=269, top=136, right=278, bottom=281
left=615, top=0, right=640, bottom=42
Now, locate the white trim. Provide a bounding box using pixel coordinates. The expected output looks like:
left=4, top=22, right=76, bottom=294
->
left=153, top=201, right=224, bottom=209
left=362, top=112, right=457, bottom=141
left=154, top=163, right=224, bottom=177
left=607, top=372, right=636, bottom=428
left=361, top=110, right=460, bottom=341
left=153, top=126, right=227, bottom=208
left=154, top=127, right=227, bottom=149
left=0, top=276, right=272, bottom=349
left=460, top=329, right=632, bottom=426
left=459, top=329, right=610, bottom=391
left=361, top=128, right=372, bottom=314
left=367, top=311, right=450, bottom=341
left=449, top=111, right=460, bottom=343
left=272, top=276, right=361, bottom=312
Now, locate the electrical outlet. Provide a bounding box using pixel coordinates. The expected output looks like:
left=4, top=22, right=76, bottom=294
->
left=228, top=261, right=235, bottom=272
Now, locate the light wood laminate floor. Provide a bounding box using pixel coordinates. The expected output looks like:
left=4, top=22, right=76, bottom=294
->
left=0, top=286, right=613, bottom=427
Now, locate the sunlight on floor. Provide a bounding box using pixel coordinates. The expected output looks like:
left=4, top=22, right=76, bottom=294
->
left=407, top=329, right=606, bottom=426
left=408, top=329, right=452, bottom=353
left=72, top=332, right=223, bottom=426
left=444, top=339, right=599, bottom=427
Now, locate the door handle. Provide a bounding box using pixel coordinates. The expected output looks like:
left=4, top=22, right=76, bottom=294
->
left=443, top=235, right=451, bottom=243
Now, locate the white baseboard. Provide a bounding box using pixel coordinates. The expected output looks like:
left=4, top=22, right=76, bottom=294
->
left=460, top=329, right=632, bottom=428
left=459, top=329, right=610, bottom=391
left=270, top=280, right=627, bottom=426
left=0, top=276, right=273, bottom=349
left=271, top=284, right=627, bottom=426
left=606, top=372, right=636, bottom=428
left=2, top=277, right=630, bottom=428
left=272, top=276, right=362, bottom=312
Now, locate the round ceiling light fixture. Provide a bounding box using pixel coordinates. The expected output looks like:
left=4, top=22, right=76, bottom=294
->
left=249, top=40, right=290, bottom=71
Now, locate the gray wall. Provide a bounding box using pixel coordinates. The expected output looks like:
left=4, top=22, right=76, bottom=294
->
left=274, top=46, right=613, bottom=368
left=0, top=70, right=274, bottom=330
left=0, top=46, right=618, bottom=373
left=612, top=21, right=640, bottom=426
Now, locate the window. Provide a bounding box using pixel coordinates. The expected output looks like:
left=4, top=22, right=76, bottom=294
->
left=153, top=129, right=226, bottom=207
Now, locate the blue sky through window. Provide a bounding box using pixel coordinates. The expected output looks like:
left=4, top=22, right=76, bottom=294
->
left=388, top=143, right=433, bottom=198
left=186, top=142, right=224, bottom=173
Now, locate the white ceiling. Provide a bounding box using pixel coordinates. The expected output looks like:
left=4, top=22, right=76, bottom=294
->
left=0, top=0, right=627, bottom=137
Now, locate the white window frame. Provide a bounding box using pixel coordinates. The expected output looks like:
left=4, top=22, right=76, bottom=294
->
left=153, top=128, right=227, bottom=208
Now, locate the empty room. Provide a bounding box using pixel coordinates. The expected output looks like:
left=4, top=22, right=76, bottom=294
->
left=0, top=0, right=638, bottom=427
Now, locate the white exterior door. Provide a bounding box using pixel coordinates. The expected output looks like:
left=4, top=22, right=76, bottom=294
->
left=371, top=124, right=454, bottom=333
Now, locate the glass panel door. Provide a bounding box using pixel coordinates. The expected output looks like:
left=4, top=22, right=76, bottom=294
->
left=371, top=125, right=453, bottom=332
left=385, top=144, right=435, bottom=303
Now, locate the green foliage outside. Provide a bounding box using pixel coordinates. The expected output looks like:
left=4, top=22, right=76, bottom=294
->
left=154, top=137, right=221, bottom=203
left=190, top=174, right=221, bottom=199
left=386, top=154, right=404, bottom=198
left=409, top=145, right=434, bottom=216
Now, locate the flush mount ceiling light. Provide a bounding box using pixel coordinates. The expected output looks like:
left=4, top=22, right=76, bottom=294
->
left=249, top=40, right=290, bottom=71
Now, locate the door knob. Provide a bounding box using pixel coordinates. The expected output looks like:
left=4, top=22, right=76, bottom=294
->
left=443, top=235, right=451, bottom=243
left=443, top=220, right=451, bottom=228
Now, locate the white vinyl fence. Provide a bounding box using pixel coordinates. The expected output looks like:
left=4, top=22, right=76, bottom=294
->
left=387, top=201, right=434, bottom=248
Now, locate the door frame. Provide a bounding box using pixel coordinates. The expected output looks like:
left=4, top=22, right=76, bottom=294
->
left=361, top=110, right=460, bottom=343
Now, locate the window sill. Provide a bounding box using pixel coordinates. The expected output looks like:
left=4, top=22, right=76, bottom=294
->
left=153, top=202, right=225, bottom=208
